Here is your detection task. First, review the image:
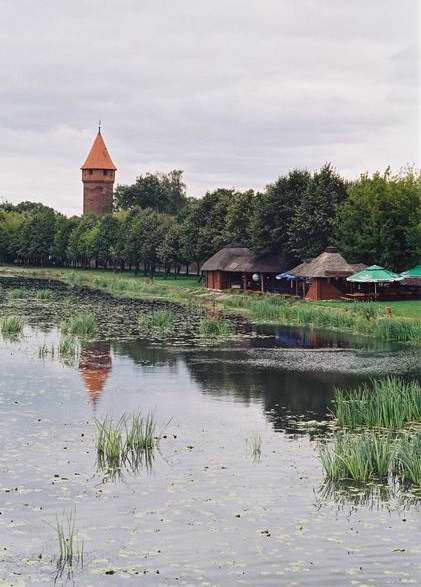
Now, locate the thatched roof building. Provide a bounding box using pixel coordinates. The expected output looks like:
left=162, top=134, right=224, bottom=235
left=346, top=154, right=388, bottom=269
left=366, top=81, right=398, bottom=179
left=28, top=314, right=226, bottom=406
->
left=290, top=247, right=364, bottom=278
left=202, top=243, right=287, bottom=291
left=288, top=247, right=367, bottom=300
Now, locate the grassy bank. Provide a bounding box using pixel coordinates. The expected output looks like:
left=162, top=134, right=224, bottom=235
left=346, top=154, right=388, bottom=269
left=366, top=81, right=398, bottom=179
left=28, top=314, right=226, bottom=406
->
left=1, top=265, right=419, bottom=343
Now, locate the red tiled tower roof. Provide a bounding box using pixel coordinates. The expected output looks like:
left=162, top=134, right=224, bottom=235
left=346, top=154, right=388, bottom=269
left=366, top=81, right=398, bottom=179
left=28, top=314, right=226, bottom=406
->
left=81, top=131, right=117, bottom=170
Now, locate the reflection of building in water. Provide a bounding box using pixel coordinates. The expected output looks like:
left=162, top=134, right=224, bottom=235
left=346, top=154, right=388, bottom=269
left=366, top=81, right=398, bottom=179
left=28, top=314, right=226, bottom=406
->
left=79, top=342, right=112, bottom=407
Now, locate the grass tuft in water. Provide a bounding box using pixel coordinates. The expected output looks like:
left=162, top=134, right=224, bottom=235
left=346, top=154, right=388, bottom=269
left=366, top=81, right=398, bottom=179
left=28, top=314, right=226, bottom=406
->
left=0, top=315, right=24, bottom=337
left=333, top=377, right=421, bottom=429
left=95, top=412, right=158, bottom=480
left=53, top=510, right=84, bottom=581
left=36, top=288, right=54, bottom=300
left=198, top=316, right=234, bottom=337
left=138, top=309, right=176, bottom=333
left=58, top=336, right=80, bottom=360
left=396, top=433, right=421, bottom=485
left=7, top=288, right=27, bottom=299
left=60, top=313, right=97, bottom=337
left=246, top=431, right=262, bottom=462
left=318, top=432, right=397, bottom=482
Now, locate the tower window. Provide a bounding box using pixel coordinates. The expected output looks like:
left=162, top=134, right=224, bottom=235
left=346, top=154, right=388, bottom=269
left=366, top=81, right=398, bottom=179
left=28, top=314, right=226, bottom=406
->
left=103, top=170, right=107, bottom=176
left=89, top=170, right=93, bottom=175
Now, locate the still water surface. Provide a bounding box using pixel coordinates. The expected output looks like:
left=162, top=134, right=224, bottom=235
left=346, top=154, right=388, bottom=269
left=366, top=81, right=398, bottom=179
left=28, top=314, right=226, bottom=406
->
left=1, top=319, right=421, bottom=585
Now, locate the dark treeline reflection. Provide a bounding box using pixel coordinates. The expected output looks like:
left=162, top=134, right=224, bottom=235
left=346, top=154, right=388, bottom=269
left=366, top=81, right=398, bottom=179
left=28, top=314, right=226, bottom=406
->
left=111, top=341, right=368, bottom=432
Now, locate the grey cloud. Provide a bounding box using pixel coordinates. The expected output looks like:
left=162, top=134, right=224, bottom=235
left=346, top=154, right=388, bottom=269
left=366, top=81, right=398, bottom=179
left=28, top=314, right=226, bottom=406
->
left=0, top=0, right=418, bottom=213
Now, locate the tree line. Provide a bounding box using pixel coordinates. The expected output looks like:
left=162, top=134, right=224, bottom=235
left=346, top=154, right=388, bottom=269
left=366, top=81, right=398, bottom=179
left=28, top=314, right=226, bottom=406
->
left=0, top=165, right=419, bottom=273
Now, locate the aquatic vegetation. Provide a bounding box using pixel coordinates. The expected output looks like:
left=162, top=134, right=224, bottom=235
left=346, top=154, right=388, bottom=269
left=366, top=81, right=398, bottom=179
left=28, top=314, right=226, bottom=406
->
left=396, top=433, right=421, bottom=485
left=334, top=377, right=421, bottom=429
left=0, top=315, right=24, bottom=337
left=38, top=343, right=53, bottom=358
left=58, top=336, right=80, bottom=360
left=36, top=288, right=54, bottom=300
left=95, top=412, right=158, bottom=479
left=60, top=312, right=97, bottom=337
left=247, top=299, right=421, bottom=344
left=373, top=319, right=421, bottom=344
left=198, top=316, right=234, bottom=336
left=247, top=431, right=262, bottom=462
left=138, top=309, right=176, bottom=333
left=318, top=432, right=397, bottom=482
left=53, top=510, right=84, bottom=581
left=7, top=288, right=27, bottom=299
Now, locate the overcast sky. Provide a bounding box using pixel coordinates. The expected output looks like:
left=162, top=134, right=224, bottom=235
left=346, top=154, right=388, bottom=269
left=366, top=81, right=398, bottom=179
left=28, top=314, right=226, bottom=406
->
left=0, top=0, right=419, bottom=216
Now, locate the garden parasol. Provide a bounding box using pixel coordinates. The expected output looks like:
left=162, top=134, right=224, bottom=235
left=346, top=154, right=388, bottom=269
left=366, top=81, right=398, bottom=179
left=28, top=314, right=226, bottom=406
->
left=346, top=265, right=403, bottom=297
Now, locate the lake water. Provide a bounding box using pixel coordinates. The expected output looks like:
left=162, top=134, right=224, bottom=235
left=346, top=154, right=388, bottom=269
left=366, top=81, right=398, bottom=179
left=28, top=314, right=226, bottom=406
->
left=1, top=279, right=421, bottom=585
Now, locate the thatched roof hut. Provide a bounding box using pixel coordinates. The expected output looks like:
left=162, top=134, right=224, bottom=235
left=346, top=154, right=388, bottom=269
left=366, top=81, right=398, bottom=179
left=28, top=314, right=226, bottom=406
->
left=290, top=247, right=362, bottom=278
left=201, top=243, right=284, bottom=274
left=288, top=247, right=367, bottom=300
left=202, top=243, right=287, bottom=291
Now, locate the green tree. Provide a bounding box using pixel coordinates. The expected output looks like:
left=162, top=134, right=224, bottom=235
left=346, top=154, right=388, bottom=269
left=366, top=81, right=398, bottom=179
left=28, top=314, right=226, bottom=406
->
left=288, top=164, right=347, bottom=259
left=334, top=168, right=421, bottom=270
left=114, top=170, right=187, bottom=214
left=17, top=206, right=57, bottom=265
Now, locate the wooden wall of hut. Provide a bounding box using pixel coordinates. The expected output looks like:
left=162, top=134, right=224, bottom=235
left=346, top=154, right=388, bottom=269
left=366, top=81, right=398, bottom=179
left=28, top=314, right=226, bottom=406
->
left=305, top=278, right=343, bottom=301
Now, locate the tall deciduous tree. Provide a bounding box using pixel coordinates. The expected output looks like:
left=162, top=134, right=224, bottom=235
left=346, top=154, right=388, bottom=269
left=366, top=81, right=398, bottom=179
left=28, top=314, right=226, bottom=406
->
left=114, top=170, right=187, bottom=214
left=334, top=168, right=421, bottom=271
left=288, top=164, right=347, bottom=260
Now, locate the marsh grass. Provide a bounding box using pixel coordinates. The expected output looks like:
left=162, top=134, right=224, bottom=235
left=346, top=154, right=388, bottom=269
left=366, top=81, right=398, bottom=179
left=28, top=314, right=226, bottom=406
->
left=95, top=412, right=158, bottom=480
left=38, top=343, right=54, bottom=359
left=198, top=316, right=234, bottom=337
left=53, top=510, right=84, bottom=581
left=138, top=309, right=176, bottom=333
left=245, top=298, right=421, bottom=344
left=60, top=313, right=97, bottom=337
left=246, top=431, right=262, bottom=462
left=58, top=336, right=80, bottom=360
left=334, top=377, right=421, bottom=429
left=7, top=288, right=27, bottom=299
left=0, top=315, right=24, bottom=338
left=396, top=433, right=421, bottom=485
left=36, top=288, right=54, bottom=301
left=318, top=432, right=397, bottom=482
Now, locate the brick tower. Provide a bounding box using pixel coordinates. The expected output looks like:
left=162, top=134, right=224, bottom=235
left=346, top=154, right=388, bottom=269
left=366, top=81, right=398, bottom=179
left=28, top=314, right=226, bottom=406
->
left=81, top=127, right=117, bottom=215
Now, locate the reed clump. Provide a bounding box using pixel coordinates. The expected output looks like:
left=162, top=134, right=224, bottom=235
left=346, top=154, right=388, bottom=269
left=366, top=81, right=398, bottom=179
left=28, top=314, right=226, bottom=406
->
left=54, top=510, right=84, bottom=580
left=36, top=288, right=54, bottom=300
left=246, top=299, right=421, bottom=345
left=318, top=432, right=397, bottom=482
left=60, top=313, right=97, bottom=337
left=247, top=431, right=262, bottom=462
left=198, top=316, right=234, bottom=337
left=334, top=377, right=421, bottom=429
left=58, top=336, right=80, bottom=360
left=95, top=412, right=157, bottom=479
left=138, top=309, right=176, bottom=333
left=7, top=288, right=27, bottom=299
left=0, top=315, right=24, bottom=337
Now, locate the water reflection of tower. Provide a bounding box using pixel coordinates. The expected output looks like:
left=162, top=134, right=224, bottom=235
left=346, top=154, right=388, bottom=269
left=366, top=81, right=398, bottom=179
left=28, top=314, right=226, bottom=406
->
left=79, top=342, right=112, bottom=407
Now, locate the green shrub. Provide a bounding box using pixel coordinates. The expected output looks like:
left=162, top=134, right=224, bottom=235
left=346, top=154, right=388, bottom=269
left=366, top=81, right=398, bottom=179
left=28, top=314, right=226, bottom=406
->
left=36, top=289, right=54, bottom=300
